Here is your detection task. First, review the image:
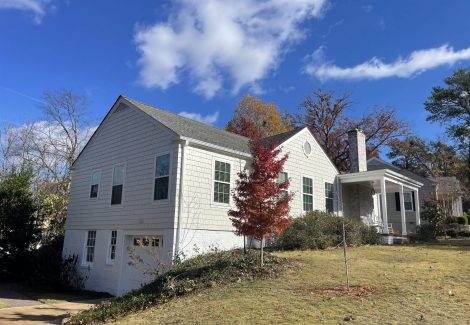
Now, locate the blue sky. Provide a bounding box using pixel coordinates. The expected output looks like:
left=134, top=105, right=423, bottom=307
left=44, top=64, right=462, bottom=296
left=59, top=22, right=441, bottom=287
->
left=1, top=0, right=470, bottom=148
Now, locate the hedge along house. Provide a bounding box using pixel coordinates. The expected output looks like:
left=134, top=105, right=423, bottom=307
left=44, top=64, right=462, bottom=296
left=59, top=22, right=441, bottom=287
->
left=62, top=96, right=422, bottom=296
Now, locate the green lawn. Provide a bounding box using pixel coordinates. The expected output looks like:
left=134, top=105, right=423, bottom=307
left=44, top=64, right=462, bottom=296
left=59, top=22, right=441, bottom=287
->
left=114, top=242, right=470, bottom=324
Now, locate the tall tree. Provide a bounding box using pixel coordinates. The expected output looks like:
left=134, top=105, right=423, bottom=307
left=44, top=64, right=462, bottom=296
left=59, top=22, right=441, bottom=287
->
left=1, top=90, right=93, bottom=240
left=0, top=170, right=39, bottom=279
left=388, top=136, right=432, bottom=177
left=424, top=68, right=470, bottom=183
left=388, top=136, right=462, bottom=178
left=225, top=94, right=292, bottom=138
left=228, top=138, right=293, bottom=267
left=294, top=89, right=409, bottom=171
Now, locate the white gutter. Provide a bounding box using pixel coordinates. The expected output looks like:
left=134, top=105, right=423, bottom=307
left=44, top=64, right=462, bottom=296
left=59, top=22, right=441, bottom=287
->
left=174, top=139, right=188, bottom=256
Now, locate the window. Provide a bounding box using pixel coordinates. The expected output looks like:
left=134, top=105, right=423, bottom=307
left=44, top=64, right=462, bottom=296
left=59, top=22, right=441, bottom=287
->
left=325, top=182, right=334, bottom=213
left=277, top=172, right=288, bottom=198
left=303, top=140, right=312, bottom=156
left=109, top=230, right=117, bottom=261
left=85, top=230, right=96, bottom=263
left=133, top=236, right=161, bottom=247
left=277, top=172, right=288, bottom=184
left=394, top=192, right=415, bottom=211
left=404, top=192, right=413, bottom=211
left=111, top=166, right=125, bottom=205
left=154, top=154, right=170, bottom=200
left=302, top=177, right=313, bottom=212
left=213, top=160, right=230, bottom=204
left=90, top=171, right=101, bottom=198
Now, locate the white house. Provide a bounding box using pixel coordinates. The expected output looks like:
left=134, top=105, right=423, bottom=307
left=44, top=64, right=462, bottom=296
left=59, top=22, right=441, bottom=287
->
left=63, top=96, right=423, bottom=296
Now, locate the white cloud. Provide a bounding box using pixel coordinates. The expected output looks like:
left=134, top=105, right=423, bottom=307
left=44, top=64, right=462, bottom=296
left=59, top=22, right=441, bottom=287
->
left=134, top=0, right=328, bottom=99
left=0, top=0, right=50, bottom=23
left=179, top=110, right=219, bottom=125
left=304, top=44, right=470, bottom=81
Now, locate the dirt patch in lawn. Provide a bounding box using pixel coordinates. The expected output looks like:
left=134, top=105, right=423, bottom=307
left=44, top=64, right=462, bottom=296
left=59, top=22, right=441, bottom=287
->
left=300, top=285, right=376, bottom=298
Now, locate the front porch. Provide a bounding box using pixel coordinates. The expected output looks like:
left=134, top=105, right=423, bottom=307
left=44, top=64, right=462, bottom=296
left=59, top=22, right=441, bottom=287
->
left=339, top=169, right=423, bottom=236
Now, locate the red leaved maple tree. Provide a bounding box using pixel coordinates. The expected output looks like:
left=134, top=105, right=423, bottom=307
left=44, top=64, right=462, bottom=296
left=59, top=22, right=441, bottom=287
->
left=228, top=137, right=293, bottom=266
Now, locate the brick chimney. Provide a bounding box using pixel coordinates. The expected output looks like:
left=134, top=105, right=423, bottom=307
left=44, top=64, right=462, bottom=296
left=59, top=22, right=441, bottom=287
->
left=348, top=129, right=367, bottom=173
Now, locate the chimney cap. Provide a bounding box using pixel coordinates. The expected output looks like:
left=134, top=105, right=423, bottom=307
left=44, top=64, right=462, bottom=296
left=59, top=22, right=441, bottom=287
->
left=348, top=128, right=364, bottom=134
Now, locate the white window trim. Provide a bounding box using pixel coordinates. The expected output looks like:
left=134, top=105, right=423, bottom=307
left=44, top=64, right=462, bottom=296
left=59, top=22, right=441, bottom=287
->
left=89, top=169, right=101, bottom=199
left=81, top=230, right=96, bottom=268
left=211, top=157, right=233, bottom=208
left=110, top=163, right=126, bottom=207
left=301, top=175, right=314, bottom=212
left=106, top=230, right=118, bottom=265
left=324, top=181, right=335, bottom=213
left=152, top=151, right=172, bottom=202
left=404, top=192, right=414, bottom=211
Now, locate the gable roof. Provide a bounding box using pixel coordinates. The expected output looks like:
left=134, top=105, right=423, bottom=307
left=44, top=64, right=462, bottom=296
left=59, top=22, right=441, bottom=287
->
left=367, top=157, right=434, bottom=185
left=260, top=127, right=304, bottom=147
left=123, top=96, right=251, bottom=153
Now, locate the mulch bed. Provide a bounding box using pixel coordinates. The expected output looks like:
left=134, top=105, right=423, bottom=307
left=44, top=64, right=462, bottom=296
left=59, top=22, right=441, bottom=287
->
left=296, top=285, right=375, bottom=298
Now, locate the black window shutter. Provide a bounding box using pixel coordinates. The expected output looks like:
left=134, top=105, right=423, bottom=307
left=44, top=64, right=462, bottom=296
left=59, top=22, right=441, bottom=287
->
left=395, top=192, right=400, bottom=211
left=412, top=191, right=416, bottom=211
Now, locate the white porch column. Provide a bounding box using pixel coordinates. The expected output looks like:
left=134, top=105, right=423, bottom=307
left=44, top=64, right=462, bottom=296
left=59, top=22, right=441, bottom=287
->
left=414, top=188, right=421, bottom=226
left=399, top=184, right=407, bottom=236
left=380, top=177, right=388, bottom=234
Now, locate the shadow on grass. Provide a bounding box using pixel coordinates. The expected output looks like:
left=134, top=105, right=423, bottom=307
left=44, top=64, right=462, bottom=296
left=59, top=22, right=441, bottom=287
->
left=411, top=239, right=470, bottom=251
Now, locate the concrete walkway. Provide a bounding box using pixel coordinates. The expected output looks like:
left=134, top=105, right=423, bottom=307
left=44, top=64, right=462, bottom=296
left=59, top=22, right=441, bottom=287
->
left=0, top=284, right=104, bottom=324
left=0, top=299, right=102, bottom=324
left=0, top=284, right=40, bottom=308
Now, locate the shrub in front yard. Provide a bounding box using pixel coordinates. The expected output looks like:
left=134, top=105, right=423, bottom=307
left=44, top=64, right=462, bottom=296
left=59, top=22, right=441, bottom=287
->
left=415, top=224, right=438, bottom=242
left=26, top=236, right=87, bottom=291
left=456, top=215, right=468, bottom=225
left=67, top=249, right=287, bottom=325
left=276, top=211, right=381, bottom=250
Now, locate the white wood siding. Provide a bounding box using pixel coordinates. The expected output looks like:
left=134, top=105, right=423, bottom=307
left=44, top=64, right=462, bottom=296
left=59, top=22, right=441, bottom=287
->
left=276, top=128, right=339, bottom=216
left=66, top=103, right=179, bottom=230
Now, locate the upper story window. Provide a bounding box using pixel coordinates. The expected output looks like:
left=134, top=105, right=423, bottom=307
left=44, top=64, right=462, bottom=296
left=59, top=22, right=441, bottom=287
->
left=214, top=160, right=231, bottom=204
left=90, top=171, right=101, bottom=198
left=302, top=176, right=313, bottom=212
left=111, top=166, right=125, bottom=205
left=85, top=230, right=96, bottom=263
left=325, top=182, right=334, bottom=213
left=154, top=154, right=170, bottom=200
left=404, top=192, right=413, bottom=211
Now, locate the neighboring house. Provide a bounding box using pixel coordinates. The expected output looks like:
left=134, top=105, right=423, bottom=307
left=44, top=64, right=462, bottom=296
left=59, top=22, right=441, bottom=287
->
left=62, top=96, right=422, bottom=296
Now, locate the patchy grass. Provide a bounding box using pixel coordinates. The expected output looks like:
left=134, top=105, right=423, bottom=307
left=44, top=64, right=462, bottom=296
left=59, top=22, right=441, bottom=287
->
left=68, top=250, right=287, bottom=324
left=114, top=243, right=470, bottom=325
left=0, top=300, right=6, bottom=309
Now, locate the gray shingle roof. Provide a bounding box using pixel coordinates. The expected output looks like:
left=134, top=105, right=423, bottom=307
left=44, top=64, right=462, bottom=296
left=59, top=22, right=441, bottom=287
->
left=260, top=127, right=305, bottom=147
left=124, top=96, right=250, bottom=153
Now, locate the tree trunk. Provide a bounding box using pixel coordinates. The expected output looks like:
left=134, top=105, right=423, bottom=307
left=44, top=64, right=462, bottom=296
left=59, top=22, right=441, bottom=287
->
left=243, top=234, right=246, bottom=254
left=342, top=220, right=350, bottom=291
left=260, top=236, right=264, bottom=267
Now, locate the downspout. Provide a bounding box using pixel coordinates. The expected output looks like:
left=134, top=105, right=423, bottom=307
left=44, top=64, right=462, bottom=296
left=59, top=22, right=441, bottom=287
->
left=174, top=139, right=188, bottom=257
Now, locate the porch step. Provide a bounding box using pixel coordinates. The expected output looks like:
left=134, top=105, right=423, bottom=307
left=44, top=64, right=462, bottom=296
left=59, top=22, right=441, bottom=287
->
left=382, top=236, right=409, bottom=245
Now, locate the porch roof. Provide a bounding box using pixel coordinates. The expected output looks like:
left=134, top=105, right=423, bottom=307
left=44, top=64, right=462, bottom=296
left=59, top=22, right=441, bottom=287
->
left=338, top=169, right=424, bottom=190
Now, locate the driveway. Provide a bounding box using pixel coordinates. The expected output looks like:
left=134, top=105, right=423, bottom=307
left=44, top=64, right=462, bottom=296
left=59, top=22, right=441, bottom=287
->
left=0, top=284, right=103, bottom=324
